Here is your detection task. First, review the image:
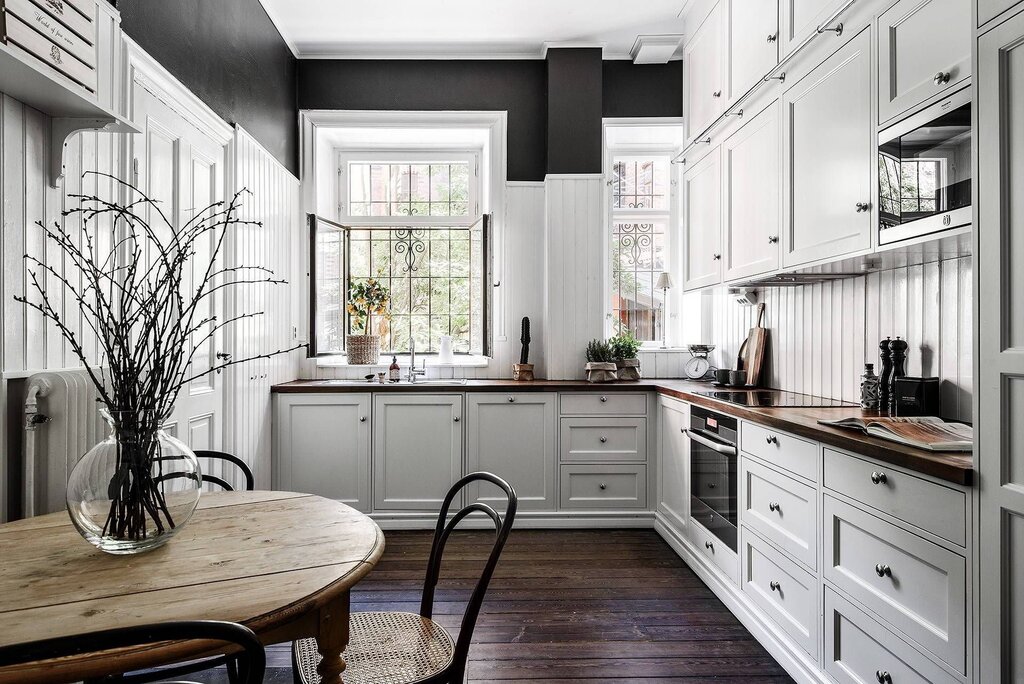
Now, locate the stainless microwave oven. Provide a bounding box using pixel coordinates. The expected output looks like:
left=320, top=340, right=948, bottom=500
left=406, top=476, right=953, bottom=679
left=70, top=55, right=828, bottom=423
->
left=878, top=87, right=971, bottom=246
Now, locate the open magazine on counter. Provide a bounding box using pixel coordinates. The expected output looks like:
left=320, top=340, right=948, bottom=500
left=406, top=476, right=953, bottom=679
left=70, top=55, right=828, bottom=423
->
left=817, top=415, right=973, bottom=452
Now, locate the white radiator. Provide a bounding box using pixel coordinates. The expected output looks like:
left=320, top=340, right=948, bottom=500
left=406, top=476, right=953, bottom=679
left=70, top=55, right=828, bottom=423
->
left=23, top=370, right=107, bottom=517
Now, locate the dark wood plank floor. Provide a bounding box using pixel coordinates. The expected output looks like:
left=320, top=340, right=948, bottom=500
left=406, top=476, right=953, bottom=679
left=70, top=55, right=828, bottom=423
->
left=196, top=529, right=794, bottom=683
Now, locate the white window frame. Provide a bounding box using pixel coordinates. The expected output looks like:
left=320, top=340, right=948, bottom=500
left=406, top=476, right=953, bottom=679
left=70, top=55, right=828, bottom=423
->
left=604, top=148, right=680, bottom=348
left=336, top=149, right=482, bottom=227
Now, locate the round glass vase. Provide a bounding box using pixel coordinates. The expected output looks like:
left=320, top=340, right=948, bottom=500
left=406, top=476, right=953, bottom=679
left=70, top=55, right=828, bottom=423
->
left=66, top=410, right=202, bottom=555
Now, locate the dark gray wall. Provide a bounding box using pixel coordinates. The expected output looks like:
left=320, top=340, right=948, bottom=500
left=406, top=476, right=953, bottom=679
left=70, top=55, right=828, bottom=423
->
left=298, top=60, right=548, bottom=182
left=603, top=61, right=683, bottom=119
left=546, top=48, right=603, bottom=175
left=119, top=1, right=298, bottom=175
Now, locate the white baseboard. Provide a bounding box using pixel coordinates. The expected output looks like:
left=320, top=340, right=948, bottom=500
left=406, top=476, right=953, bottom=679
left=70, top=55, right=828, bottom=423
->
left=654, top=514, right=828, bottom=684
left=373, top=510, right=657, bottom=530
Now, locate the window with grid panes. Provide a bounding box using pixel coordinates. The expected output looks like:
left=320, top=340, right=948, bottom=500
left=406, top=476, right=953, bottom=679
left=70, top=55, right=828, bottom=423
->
left=311, top=152, right=490, bottom=357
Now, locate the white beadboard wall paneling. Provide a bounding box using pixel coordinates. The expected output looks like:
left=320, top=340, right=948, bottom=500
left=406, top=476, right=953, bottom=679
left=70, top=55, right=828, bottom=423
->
left=709, top=256, right=972, bottom=421
left=229, top=126, right=302, bottom=489
left=544, top=175, right=605, bottom=380
left=309, top=181, right=547, bottom=381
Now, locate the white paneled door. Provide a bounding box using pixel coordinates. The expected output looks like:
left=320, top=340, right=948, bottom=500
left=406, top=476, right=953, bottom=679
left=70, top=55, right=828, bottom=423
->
left=130, top=82, right=227, bottom=456
left=978, top=8, right=1024, bottom=682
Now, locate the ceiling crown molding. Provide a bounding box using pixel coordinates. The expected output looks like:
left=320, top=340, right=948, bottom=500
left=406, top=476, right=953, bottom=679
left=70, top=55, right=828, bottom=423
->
left=541, top=41, right=606, bottom=58
left=630, top=35, right=683, bottom=63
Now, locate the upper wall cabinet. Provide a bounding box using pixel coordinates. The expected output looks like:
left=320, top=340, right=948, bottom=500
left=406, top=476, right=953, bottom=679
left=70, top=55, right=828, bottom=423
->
left=782, top=28, right=873, bottom=268
left=728, top=0, right=780, bottom=100
left=683, top=146, right=724, bottom=290
left=877, top=0, right=971, bottom=124
left=723, top=101, right=781, bottom=281
left=685, top=2, right=725, bottom=142
left=779, top=0, right=847, bottom=54
left=978, top=0, right=1019, bottom=27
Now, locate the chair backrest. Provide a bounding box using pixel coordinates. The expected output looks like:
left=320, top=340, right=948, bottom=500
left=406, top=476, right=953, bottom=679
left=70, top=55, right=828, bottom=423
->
left=157, top=450, right=255, bottom=492
left=420, top=472, right=517, bottom=681
left=0, top=620, right=265, bottom=684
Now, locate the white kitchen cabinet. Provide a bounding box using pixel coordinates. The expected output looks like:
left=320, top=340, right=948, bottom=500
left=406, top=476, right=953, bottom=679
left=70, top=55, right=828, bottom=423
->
left=684, top=2, right=725, bottom=142
left=779, top=0, right=846, bottom=55
left=978, top=9, right=1024, bottom=683
left=728, top=0, right=779, bottom=100
left=683, top=146, right=723, bottom=290
left=877, top=0, right=971, bottom=124
left=657, top=397, right=690, bottom=532
left=979, top=0, right=1020, bottom=27
left=466, top=393, right=556, bottom=511
left=782, top=27, right=873, bottom=268
left=373, top=394, right=463, bottom=511
left=273, top=394, right=371, bottom=512
left=722, top=101, right=781, bottom=281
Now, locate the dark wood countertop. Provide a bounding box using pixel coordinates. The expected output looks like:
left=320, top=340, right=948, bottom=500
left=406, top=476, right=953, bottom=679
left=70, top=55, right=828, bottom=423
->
left=272, top=378, right=973, bottom=486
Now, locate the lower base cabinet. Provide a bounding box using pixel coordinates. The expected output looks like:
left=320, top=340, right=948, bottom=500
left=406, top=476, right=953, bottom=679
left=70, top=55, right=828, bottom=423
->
left=559, top=464, right=647, bottom=509
left=466, top=393, right=556, bottom=510
left=824, top=588, right=960, bottom=684
left=372, top=394, right=464, bottom=511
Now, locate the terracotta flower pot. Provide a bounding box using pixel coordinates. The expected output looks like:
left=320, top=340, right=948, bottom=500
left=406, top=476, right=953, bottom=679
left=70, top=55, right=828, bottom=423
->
left=584, top=362, right=618, bottom=383
left=616, top=358, right=642, bottom=381
left=346, top=335, right=380, bottom=365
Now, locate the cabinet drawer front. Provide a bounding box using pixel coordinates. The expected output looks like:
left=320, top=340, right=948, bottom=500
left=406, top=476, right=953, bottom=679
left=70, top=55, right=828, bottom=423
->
left=741, top=457, right=817, bottom=569
left=877, top=0, right=970, bottom=124
left=4, top=11, right=96, bottom=91
left=560, top=392, right=647, bottom=416
left=824, top=448, right=967, bottom=546
left=823, top=496, right=966, bottom=672
left=742, top=530, right=818, bottom=658
left=560, top=417, right=647, bottom=462
left=689, top=518, right=739, bottom=585
left=825, top=588, right=960, bottom=684
left=740, top=421, right=817, bottom=481
left=559, top=465, right=647, bottom=509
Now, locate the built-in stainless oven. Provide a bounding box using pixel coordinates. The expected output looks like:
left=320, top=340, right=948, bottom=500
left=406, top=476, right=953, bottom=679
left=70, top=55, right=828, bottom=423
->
left=878, top=86, right=971, bottom=246
left=686, top=406, right=738, bottom=552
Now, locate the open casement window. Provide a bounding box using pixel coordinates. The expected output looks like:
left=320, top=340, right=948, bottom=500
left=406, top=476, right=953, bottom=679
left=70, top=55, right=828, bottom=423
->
left=609, top=155, right=673, bottom=344
left=309, top=214, right=492, bottom=358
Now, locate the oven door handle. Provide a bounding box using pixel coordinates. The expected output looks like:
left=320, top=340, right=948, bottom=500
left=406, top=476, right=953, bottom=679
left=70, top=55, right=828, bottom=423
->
left=684, top=429, right=738, bottom=456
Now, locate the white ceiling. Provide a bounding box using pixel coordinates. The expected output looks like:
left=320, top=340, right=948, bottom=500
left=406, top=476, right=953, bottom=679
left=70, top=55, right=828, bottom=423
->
left=259, top=0, right=688, bottom=60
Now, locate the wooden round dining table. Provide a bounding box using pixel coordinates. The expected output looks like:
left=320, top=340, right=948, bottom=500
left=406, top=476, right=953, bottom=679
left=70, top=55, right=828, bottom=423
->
left=0, top=490, right=385, bottom=684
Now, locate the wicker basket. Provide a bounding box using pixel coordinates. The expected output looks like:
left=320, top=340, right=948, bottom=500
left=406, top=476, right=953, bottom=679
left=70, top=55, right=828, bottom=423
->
left=347, top=335, right=381, bottom=365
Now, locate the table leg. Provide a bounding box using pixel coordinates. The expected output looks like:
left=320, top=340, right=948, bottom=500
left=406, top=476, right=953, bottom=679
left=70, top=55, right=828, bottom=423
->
left=315, top=591, right=351, bottom=684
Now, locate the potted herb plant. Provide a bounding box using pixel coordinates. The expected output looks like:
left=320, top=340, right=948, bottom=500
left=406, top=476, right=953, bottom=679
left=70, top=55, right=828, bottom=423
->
left=346, top=276, right=391, bottom=365
left=610, top=328, right=642, bottom=381
left=584, top=339, right=618, bottom=383
left=513, top=316, right=535, bottom=381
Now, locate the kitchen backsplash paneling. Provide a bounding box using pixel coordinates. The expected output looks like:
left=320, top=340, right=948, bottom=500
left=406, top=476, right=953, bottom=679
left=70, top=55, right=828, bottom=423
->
left=709, top=256, right=973, bottom=422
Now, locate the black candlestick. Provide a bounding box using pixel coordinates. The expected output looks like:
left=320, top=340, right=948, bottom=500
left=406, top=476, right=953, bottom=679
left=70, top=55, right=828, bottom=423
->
left=887, top=336, right=908, bottom=415
left=878, top=337, right=892, bottom=414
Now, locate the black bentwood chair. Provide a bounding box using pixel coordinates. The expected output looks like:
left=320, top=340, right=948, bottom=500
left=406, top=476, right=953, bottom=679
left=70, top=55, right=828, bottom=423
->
left=158, top=450, right=255, bottom=492
left=291, top=472, right=518, bottom=684
left=0, top=620, right=265, bottom=684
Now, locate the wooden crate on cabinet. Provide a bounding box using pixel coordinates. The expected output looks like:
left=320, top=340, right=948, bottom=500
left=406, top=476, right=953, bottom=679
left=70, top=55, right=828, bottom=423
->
left=782, top=27, right=873, bottom=268
left=466, top=393, right=556, bottom=511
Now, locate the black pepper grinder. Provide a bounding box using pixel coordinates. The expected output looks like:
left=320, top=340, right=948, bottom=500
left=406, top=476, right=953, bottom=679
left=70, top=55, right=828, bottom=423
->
left=886, top=336, right=908, bottom=415
left=878, top=337, right=892, bottom=414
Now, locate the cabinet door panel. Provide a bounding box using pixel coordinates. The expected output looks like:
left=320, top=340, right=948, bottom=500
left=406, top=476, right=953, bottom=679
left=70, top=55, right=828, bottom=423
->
left=685, top=3, right=725, bottom=141
left=979, top=0, right=1019, bottom=27
left=274, top=394, right=371, bottom=512
left=877, top=0, right=970, bottom=124
left=783, top=28, right=872, bottom=267
left=780, top=0, right=844, bottom=54
left=373, top=395, right=463, bottom=511
left=467, top=393, right=556, bottom=511
left=683, top=147, right=723, bottom=290
left=723, top=101, right=781, bottom=281
left=658, top=398, right=690, bottom=531
left=729, top=0, right=779, bottom=99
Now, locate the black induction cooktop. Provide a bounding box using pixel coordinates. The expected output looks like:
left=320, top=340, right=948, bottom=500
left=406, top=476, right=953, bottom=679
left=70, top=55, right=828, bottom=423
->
left=693, top=389, right=858, bottom=408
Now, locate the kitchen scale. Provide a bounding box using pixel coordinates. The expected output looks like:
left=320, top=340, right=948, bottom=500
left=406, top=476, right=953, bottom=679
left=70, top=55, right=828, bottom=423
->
left=683, top=344, right=716, bottom=380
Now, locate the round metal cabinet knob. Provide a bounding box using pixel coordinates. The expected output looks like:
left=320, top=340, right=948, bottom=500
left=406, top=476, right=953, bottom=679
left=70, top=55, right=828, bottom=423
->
left=871, top=471, right=888, bottom=485
left=599, top=483, right=607, bottom=490
left=768, top=501, right=780, bottom=512
left=713, top=90, right=722, bottom=98
left=933, top=71, right=951, bottom=86
left=856, top=202, right=871, bottom=213
left=508, top=396, right=516, bottom=403
left=875, top=563, right=892, bottom=578
left=765, top=435, right=778, bottom=445
left=600, top=436, right=608, bottom=443
left=713, top=253, right=722, bottom=261
left=768, top=235, right=779, bottom=244
left=453, top=416, right=461, bottom=422
left=767, top=33, right=778, bottom=43
left=600, top=396, right=608, bottom=402
left=359, top=416, right=367, bottom=423
left=769, top=580, right=781, bottom=592
left=705, top=540, right=714, bottom=551
left=876, top=670, right=892, bottom=684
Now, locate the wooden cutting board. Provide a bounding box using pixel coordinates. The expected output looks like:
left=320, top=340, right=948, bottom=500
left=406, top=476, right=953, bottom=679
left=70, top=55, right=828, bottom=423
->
left=744, top=303, right=768, bottom=387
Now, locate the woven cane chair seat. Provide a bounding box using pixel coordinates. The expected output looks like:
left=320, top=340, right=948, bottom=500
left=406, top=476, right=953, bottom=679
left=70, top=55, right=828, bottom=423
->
left=293, top=611, right=455, bottom=684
